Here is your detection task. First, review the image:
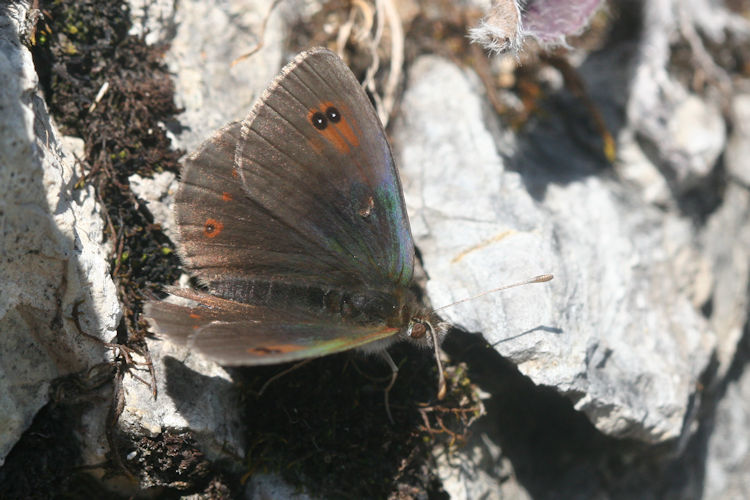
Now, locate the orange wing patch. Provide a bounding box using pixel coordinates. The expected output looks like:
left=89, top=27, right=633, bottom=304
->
left=203, top=218, right=224, bottom=238
left=222, top=192, right=232, bottom=202
left=248, top=344, right=306, bottom=356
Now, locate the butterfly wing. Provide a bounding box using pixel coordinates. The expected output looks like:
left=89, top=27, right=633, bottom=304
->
left=175, top=48, right=414, bottom=294
left=144, top=290, right=398, bottom=365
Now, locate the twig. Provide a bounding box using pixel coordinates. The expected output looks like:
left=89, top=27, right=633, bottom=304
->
left=231, top=0, right=284, bottom=67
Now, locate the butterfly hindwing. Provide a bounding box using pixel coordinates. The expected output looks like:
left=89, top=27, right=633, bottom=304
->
left=144, top=290, right=398, bottom=365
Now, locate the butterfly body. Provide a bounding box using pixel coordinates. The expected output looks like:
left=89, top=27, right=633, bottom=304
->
left=145, top=48, right=445, bottom=369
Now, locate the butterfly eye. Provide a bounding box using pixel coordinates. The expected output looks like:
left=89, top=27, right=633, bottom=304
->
left=311, top=111, right=327, bottom=130
left=409, top=322, right=427, bottom=339
left=325, top=106, right=341, bottom=123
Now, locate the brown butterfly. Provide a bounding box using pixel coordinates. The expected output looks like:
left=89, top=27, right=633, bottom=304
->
left=144, top=48, right=449, bottom=415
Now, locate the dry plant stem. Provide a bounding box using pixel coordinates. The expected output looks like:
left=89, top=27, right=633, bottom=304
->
left=418, top=405, right=483, bottom=444
left=677, top=5, right=732, bottom=98
left=336, top=0, right=373, bottom=57
left=141, top=342, right=158, bottom=397
left=363, top=0, right=385, bottom=119
left=361, top=0, right=404, bottom=126
left=428, top=323, right=447, bottom=400
left=417, top=410, right=460, bottom=446
left=335, top=7, right=357, bottom=56
left=470, top=43, right=511, bottom=116
left=231, top=0, right=283, bottom=67
left=107, top=359, right=134, bottom=479
left=380, top=0, right=404, bottom=126
left=348, top=357, right=394, bottom=382
left=337, top=0, right=406, bottom=126
left=540, top=54, right=616, bottom=162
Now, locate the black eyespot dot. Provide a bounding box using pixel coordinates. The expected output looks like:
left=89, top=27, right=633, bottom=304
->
left=326, top=106, right=341, bottom=123
left=311, top=111, right=327, bottom=130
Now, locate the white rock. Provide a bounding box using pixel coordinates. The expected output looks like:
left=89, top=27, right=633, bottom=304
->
left=129, top=170, right=178, bottom=239
left=393, top=55, right=715, bottom=443
left=119, top=338, right=245, bottom=461
left=166, top=0, right=294, bottom=152
left=0, top=4, right=120, bottom=466
left=665, top=94, right=726, bottom=186
left=705, top=358, right=750, bottom=499
left=436, top=437, right=530, bottom=500
left=128, top=0, right=176, bottom=46
left=726, top=94, right=750, bottom=187
left=627, top=0, right=730, bottom=192
left=246, top=473, right=318, bottom=499
left=616, top=131, right=672, bottom=206
left=701, top=184, right=750, bottom=377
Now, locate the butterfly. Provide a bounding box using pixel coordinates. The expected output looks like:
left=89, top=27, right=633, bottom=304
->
left=144, top=48, right=448, bottom=413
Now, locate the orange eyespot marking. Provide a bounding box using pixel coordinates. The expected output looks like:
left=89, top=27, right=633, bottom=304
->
left=248, top=344, right=305, bottom=355
left=308, top=102, right=360, bottom=154
left=189, top=313, right=201, bottom=319
left=203, top=218, right=223, bottom=238
left=231, top=167, right=239, bottom=178
left=221, top=192, right=232, bottom=202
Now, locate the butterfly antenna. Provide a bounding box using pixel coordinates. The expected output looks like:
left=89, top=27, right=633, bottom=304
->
left=431, top=274, right=553, bottom=313
left=426, top=321, right=447, bottom=400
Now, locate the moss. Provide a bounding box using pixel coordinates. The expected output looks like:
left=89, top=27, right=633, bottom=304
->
left=236, top=342, right=481, bottom=498
left=27, top=0, right=183, bottom=340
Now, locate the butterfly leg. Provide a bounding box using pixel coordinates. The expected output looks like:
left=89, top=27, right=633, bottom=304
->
left=381, top=351, right=399, bottom=424
left=257, top=358, right=314, bottom=396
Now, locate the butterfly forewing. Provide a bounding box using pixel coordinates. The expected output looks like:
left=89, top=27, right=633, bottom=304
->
left=236, top=48, right=414, bottom=289
left=176, top=122, right=348, bottom=289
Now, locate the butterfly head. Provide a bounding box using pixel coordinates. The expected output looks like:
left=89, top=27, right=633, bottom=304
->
left=404, top=313, right=447, bottom=349
left=404, top=311, right=449, bottom=400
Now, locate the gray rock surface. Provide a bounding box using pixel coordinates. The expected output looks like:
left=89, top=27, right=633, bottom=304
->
left=705, top=343, right=750, bottom=499
left=128, top=0, right=176, bottom=45
left=119, top=335, right=245, bottom=462
left=727, top=94, right=750, bottom=187
left=0, top=3, right=120, bottom=466
left=393, top=54, right=714, bottom=444
left=129, top=171, right=178, bottom=239
left=163, top=0, right=293, bottom=152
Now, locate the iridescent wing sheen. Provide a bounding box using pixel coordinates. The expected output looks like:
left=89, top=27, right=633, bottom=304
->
left=175, top=48, right=414, bottom=295
left=144, top=290, right=398, bottom=365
